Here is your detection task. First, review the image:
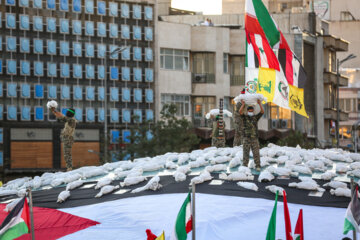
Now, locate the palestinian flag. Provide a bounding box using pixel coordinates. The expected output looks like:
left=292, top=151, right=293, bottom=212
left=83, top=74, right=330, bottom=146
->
left=283, top=191, right=293, bottom=240
left=171, top=192, right=192, bottom=240
left=343, top=186, right=360, bottom=234
left=294, top=209, right=304, bottom=240
left=266, top=190, right=278, bottom=240
left=0, top=197, right=30, bottom=240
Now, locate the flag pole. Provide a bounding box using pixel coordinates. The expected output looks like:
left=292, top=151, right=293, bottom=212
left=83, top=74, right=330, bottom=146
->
left=351, top=178, right=357, bottom=240
left=27, top=188, right=36, bottom=240
left=192, top=182, right=196, bottom=240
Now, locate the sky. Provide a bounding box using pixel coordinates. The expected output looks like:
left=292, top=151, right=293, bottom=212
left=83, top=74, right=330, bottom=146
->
left=171, top=0, right=222, bottom=15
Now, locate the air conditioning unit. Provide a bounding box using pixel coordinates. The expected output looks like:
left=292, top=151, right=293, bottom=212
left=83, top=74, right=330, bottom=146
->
left=280, top=119, right=288, bottom=129
left=194, top=74, right=206, bottom=83
left=271, top=119, right=278, bottom=129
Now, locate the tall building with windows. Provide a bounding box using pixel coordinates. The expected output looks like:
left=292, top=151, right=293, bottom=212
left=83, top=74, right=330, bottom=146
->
left=0, top=0, right=155, bottom=171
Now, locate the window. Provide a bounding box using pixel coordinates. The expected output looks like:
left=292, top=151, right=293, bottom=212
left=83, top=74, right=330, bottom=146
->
left=192, top=96, right=215, bottom=119
left=192, top=52, right=215, bottom=74
left=270, top=103, right=292, bottom=128
left=223, top=53, right=229, bottom=73
left=161, top=94, right=191, bottom=117
left=340, top=11, right=355, bottom=21
left=160, top=48, right=189, bottom=71
left=328, top=51, right=336, bottom=73
left=230, top=56, right=245, bottom=76
left=345, top=99, right=351, bottom=112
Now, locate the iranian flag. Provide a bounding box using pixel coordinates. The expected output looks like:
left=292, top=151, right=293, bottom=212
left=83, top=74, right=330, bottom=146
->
left=294, top=209, right=304, bottom=240
left=171, top=192, right=192, bottom=240
left=343, top=186, right=360, bottom=234
left=266, top=190, right=278, bottom=240
left=0, top=197, right=30, bottom=240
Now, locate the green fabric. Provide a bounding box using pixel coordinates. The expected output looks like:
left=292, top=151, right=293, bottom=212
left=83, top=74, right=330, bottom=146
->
left=67, top=109, right=75, bottom=114
left=174, top=192, right=191, bottom=240
left=252, top=0, right=280, bottom=47
left=0, top=221, right=28, bottom=240
left=343, top=217, right=355, bottom=235
left=266, top=191, right=278, bottom=240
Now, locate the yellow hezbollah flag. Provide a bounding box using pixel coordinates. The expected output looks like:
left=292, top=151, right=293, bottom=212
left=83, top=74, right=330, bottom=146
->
left=155, top=231, right=165, bottom=240
left=257, top=67, right=276, bottom=103
left=289, top=84, right=308, bottom=118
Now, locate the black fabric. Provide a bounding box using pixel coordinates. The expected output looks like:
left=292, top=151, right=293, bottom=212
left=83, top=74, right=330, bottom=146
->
left=0, top=197, right=25, bottom=230
left=0, top=174, right=350, bottom=210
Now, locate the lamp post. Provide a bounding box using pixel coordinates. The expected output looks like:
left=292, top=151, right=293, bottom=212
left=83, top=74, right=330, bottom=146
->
left=336, top=54, right=356, bottom=148
left=104, top=46, right=129, bottom=163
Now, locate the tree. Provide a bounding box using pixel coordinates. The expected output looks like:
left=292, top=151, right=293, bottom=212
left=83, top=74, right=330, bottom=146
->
left=117, top=104, right=200, bottom=159
left=276, top=130, right=314, bottom=149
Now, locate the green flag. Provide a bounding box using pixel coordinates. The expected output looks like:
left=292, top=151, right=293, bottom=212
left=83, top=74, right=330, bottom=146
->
left=266, top=191, right=278, bottom=240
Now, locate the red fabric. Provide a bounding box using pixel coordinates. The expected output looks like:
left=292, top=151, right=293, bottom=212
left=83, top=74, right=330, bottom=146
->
left=294, top=209, right=304, bottom=240
left=285, top=49, right=294, bottom=85
left=185, top=216, right=192, bottom=233
left=0, top=204, right=99, bottom=240
left=146, top=229, right=158, bottom=240
left=245, top=14, right=267, bottom=40
left=248, top=33, right=280, bottom=71
left=283, top=191, right=293, bottom=240
left=21, top=198, right=31, bottom=232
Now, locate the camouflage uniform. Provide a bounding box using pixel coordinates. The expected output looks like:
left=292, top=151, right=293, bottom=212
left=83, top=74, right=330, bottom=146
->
left=211, top=120, right=226, bottom=148
left=59, top=116, right=77, bottom=169
left=241, top=112, right=263, bottom=168
left=233, top=102, right=245, bottom=146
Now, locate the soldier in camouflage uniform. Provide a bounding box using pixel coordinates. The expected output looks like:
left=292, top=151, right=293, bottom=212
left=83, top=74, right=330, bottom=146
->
left=211, top=115, right=226, bottom=148
left=233, top=101, right=245, bottom=146
left=233, top=89, right=246, bottom=146
left=51, top=108, right=77, bottom=171
left=240, top=99, right=264, bottom=171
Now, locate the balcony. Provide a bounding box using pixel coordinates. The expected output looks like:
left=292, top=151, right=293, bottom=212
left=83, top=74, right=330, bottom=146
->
left=323, top=35, right=349, bottom=52
left=230, top=75, right=245, bottom=86
left=324, top=108, right=349, bottom=121
left=323, top=71, right=348, bottom=86
left=192, top=73, right=215, bottom=84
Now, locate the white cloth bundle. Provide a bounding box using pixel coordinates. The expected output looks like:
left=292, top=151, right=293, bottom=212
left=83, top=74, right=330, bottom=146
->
left=320, top=171, right=336, bottom=180
left=66, top=180, right=84, bottom=191
left=46, top=100, right=58, bottom=109
left=205, top=109, right=233, bottom=119
left=265, top=185, right=285, bottom=196
left=323, top=181, right=347, bottom=189
left=95, top=177, right=113, bottom=190
left=330, top=188, right=351, bottom=198
left=237, top=182, right=258, bottom=191
left=95, top=185, right=119, bottom=198
left=190, top=171, right=213, bottom=185
left=57, top=190, right=70, bottom=203
left=258, top=170, right=275, bottom=182
left=131, top=176, right=162, bottom=193
left=233, top=93, right=267, bottom=106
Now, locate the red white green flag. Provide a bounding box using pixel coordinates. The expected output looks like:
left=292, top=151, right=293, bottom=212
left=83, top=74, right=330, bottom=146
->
left=0, top=197, right=30, bottom=240
left=170, top=192, right=192, bottom=240
left=294, top=209, right=304, bottom=240
left=343, top=186, right=360, bottom=235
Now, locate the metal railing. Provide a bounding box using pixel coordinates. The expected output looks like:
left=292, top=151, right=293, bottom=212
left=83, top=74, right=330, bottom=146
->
left=230, top=75, right=245, bottom=86
left=192, top=73, right=215, bottom=83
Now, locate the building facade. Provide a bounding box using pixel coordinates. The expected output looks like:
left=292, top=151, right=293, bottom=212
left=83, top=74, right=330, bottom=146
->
left=0, top=0, right=155, bottom=171
left=157, top=8, right=349, bottom=147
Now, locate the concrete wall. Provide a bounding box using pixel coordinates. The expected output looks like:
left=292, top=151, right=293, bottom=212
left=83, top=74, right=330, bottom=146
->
left=229, top=29, right=246, bottom=55
left=161, top=12, right=323, bottom=34
left=330, top=21, right=360, bottom=69
left=330, top=0, right=360, bottom=21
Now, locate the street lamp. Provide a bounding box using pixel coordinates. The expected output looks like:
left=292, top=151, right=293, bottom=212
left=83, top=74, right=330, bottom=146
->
left=336, top=54, right=357, bottom=148
left=103, top=46, right=130, bottom=163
